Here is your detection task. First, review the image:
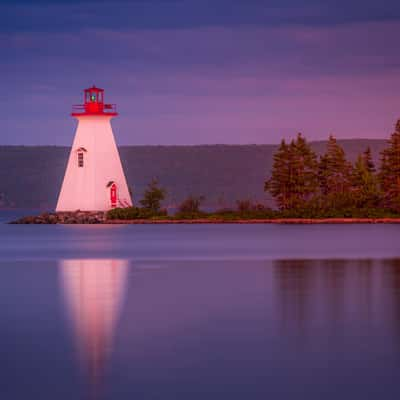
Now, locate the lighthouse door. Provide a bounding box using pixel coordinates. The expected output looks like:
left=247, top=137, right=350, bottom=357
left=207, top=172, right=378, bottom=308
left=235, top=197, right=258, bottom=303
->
left=110, top=183, right=117, bottom=208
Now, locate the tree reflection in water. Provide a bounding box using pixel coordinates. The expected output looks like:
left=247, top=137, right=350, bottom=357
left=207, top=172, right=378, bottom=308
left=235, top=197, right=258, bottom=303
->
left=273, top=259, right=400, bottom=340
left=383, top=259, right=400, bottom=346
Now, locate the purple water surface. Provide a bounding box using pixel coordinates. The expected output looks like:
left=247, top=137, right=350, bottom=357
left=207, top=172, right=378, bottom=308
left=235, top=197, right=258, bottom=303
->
left=1, top=212, right=400, bottom=399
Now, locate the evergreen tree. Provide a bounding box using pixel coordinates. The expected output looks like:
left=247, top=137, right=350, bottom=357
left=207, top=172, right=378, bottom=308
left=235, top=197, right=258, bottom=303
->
left=379, top=121, right=400, bottom=211
left=363, top=146, right=376, bottom=173
left=265, top=134, right=318, bottom=210
left=351, top=152, right=380, bottom=209
left=265, top=139, right=292, bottom=210
left=291, top=133, right=319, bottom=208
left=318, top=135, right=353, bottom=210
left=139, top=178, right=166, bottom=213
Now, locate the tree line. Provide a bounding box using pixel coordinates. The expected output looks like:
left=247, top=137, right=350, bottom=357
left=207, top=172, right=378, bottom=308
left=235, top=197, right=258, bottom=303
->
left=108, top=119, right=400, bottom=220
left=264, top=120, right=400, bottom=217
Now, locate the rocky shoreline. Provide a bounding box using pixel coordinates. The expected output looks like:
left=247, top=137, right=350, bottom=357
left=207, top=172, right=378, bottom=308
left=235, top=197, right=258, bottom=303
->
left=8, top=212, right=400, bottom=224
left=10, top=211, right=107, bottom=224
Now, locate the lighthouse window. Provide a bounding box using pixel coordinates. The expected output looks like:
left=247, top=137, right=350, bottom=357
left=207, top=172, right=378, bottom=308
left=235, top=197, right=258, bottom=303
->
left=78, top=152, right=84, bottom=168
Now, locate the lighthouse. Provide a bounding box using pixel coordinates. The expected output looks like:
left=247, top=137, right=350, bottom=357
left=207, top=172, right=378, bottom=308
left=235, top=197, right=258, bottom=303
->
left=56, top=86, right=132, bottom=211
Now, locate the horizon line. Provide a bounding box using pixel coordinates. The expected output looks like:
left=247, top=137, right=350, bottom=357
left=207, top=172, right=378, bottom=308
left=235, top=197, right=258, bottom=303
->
left=0, top=138, right=388, bottom=148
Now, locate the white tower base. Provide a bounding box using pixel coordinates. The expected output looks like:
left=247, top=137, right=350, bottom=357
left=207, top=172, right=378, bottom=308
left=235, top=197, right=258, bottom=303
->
left=56, top=115, right=132, bottom=212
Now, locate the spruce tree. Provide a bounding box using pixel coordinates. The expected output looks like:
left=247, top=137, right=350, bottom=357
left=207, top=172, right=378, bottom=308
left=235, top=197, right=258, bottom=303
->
left=379, top=121, right=400, bottom=212
left=265, top=134, right=318, bottom=211
left=291, top=133, right=319, bottom=209
left=363, top=146, right=376, bottom=173
left=318, top=135, right=353, bottom=211
left=352, top=152, right=380, bottom=209
left=265, top=139, right=292, bottom=210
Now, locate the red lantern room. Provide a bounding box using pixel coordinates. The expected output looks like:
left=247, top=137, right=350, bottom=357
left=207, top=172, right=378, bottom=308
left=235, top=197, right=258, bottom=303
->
left=71, top=86, right=118, bottom=117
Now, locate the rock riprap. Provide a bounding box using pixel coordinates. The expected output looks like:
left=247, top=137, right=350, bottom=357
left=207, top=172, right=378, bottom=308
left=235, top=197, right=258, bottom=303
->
left=10, top=211, right=106, bottom=224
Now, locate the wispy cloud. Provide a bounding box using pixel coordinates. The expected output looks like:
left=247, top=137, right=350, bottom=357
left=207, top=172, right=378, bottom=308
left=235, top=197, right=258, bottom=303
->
left=4, top=21, right=400, bottom=78
left=2, top=0, right=400, bottom=35
left=2, top=2, right=400, bottom=144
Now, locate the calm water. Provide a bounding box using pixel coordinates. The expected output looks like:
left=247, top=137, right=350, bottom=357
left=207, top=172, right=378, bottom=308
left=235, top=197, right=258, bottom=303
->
left=1, top=211, right=400, bottom=399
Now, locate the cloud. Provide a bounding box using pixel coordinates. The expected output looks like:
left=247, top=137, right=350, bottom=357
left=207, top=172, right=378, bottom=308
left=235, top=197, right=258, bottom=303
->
left=3, top=20, right=400, bottom=79
left=2, top=18, right=400, bottom=144
left=3, top=0, right=400, bottom=35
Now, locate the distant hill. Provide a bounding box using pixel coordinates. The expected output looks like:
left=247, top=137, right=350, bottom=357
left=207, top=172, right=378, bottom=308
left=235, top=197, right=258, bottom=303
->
left=0, top=139, right=388, bottom=209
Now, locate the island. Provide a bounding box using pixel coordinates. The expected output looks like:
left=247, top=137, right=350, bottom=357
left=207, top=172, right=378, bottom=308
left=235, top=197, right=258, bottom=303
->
left=8, top=122, right=400, bottom=224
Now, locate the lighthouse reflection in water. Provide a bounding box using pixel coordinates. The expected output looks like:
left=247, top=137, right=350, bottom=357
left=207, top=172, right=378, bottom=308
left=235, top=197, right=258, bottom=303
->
left=59, top=259, right=128, bottom=397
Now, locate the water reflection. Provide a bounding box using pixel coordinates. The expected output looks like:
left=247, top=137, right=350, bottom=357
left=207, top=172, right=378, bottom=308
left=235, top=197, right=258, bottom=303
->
left=273, top=260, right=316, bottom=335
left=59, top=259, right=128, bottom=398
left=383, top=259, right=400, bottom=341
left=3, top=257, right=400, bottom=399
left=273, top=259, right=400, bottom=341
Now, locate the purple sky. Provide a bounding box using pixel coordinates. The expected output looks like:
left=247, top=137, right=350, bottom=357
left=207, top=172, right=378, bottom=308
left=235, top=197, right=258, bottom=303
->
left=2, top=0, right=400, bottom=145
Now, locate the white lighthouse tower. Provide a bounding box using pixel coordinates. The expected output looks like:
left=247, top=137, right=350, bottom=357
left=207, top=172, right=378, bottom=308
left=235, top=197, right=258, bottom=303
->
left=56, top=86, right=132, bottom=211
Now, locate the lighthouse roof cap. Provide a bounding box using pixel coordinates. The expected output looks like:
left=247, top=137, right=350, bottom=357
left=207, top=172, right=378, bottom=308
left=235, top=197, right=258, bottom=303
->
left=84, top=85, right=104, bottom=92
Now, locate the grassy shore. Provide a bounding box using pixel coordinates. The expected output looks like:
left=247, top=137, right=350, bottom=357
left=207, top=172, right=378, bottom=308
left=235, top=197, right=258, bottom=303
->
left=105, top=217, right=400, bottom=224
left=9, top=210, right=400, bottom=224
left=105, top=207, right=400, bottom=224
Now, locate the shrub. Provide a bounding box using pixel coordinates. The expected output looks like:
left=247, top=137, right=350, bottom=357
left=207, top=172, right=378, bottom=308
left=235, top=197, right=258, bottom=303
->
left=175, top=195, right=206, bottom=218
left=107, top=207, right=167, bottom=220
left=139, top=179, right=166, bottom=213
